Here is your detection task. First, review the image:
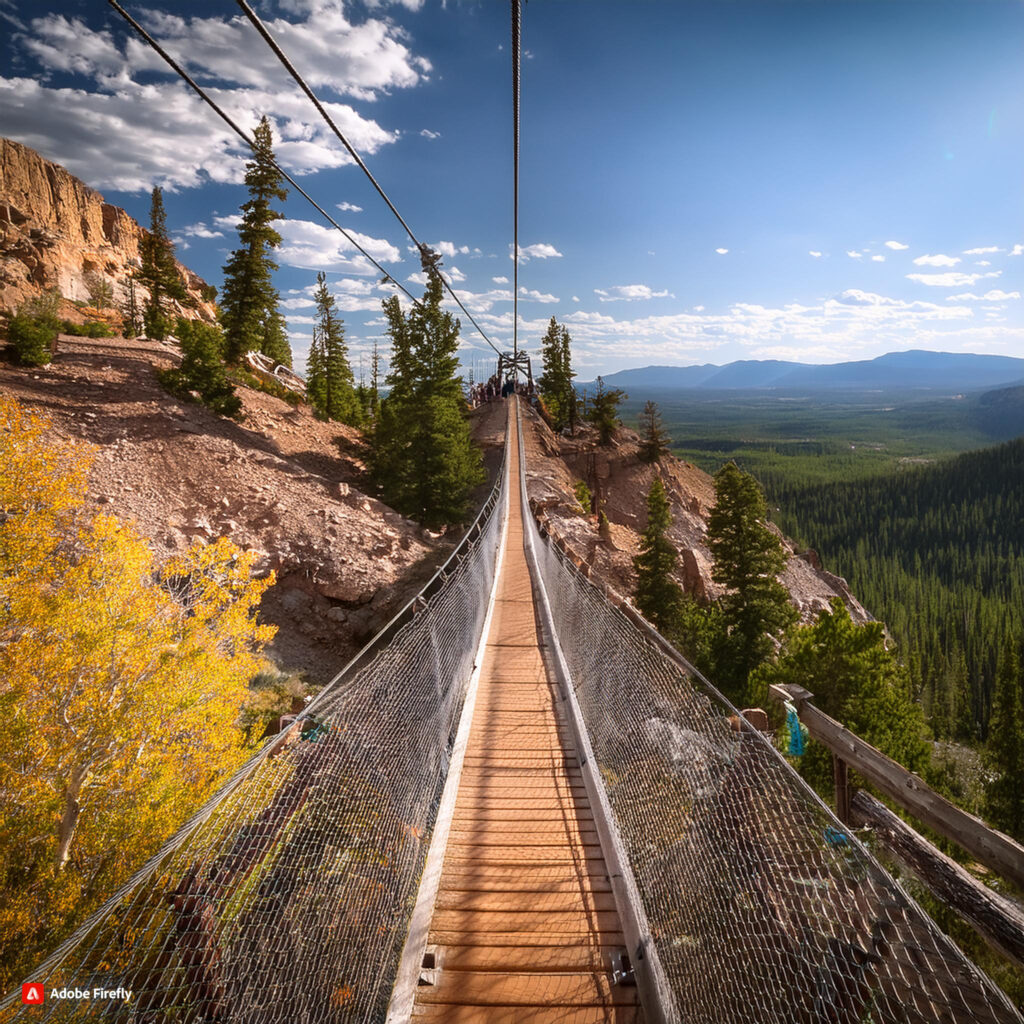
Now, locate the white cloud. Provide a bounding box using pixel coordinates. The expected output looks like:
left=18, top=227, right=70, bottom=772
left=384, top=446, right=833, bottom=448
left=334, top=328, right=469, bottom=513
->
left=2, top=7, right=426, bottom=192
left=177, top=221, right=223, bottom=239
left=715, top=248, right=729, bottom=255
left=947, top=289, right=1021, bottom=302
left=913, top=253, right=961, bottom=267
left=871, top=254, right=885, bottom=262
left=808, top=250, right=822, bottom=258
left=963, top=246, right=1002, bottom=255
left=337, top=201, right=362, bottom=212
left=1012, top=244, right=1024, bottom=256
left=906, top=270, right=1001, bottom=287
left=513, top=242, right=563, bottom=262
left=594, top=284, right=674, bottom=303
left=572, top=296, right=580, bottom=303
left=434, top=240, right=471, bottom=258
left=884, top=240, right=909, bottom=250
left=975, top=260, right=992, bottom=267
left=448, top=265, right=466, bottom=283
left=275, top=218, right=402, bottom=274
left=519, top=287, right=559, bottom=303
left=847, top=250, right=863, bottom=259
left=492, top=276, right=509, bottom=284
left=419, top=129, right=441, bottom=139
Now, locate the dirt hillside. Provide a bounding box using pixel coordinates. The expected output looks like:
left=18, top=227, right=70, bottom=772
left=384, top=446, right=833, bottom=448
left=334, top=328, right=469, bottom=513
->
left=1, top=333, right=451, bottom=684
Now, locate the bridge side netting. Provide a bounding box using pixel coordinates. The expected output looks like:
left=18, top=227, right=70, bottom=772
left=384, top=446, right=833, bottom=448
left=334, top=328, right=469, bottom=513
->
left=522, top=464, right=1022, bottom=1023
left=2, top=461, right=506, bottom=1024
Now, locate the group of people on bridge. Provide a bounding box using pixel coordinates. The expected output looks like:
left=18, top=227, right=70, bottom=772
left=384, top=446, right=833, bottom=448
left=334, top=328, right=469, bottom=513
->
left=466, top=375, right=535, bottom=407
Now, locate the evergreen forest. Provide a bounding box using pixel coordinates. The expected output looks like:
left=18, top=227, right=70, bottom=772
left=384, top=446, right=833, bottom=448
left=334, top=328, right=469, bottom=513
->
left=767, top=437, right=1024, bottom=744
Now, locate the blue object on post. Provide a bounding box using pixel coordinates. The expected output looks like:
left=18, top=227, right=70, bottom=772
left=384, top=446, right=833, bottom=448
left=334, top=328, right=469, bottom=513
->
left=785, top=701, right=805, bottom=757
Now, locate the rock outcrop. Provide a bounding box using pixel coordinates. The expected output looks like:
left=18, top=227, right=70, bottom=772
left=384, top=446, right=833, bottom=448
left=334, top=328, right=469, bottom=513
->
left=0, top=137, right=216, bottom=320
left=511, top=401, right=871, bottom=625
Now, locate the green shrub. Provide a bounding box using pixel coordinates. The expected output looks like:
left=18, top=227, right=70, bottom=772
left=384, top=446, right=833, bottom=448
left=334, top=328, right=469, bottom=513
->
left=60, top=320, right=114, bottom=338
left=159, top=318, right=242, bottom=419
left=573, top=479, right=592, bottom=512
left=6, top=290, right=62, bottom=366
left=7, top=315, right=57, bottom=366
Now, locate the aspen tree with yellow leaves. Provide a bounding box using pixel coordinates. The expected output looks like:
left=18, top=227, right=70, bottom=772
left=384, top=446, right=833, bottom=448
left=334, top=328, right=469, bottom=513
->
left=0, top=396, right=276, bottom=990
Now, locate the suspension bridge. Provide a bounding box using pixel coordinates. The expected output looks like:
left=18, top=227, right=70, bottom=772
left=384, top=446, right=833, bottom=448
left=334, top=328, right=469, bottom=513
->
left=3, top=399, right=1022, bottom=1023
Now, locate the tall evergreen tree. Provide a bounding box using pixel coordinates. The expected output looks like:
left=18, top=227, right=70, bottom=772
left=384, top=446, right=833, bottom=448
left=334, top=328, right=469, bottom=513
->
left=537, top=317, right=577, bottom=432
left=306, top=272, right=359, bottom=424
left=220, top=117, right=291, bottom=367
left=305, top=326, right=326, bottom=413
left=121, top=275, right=142, bottom=338
left=587, top=376, right=626, bottom=445
left=634, top=477, right=684, bottom=635
left=369, top=340, right=381, bottom=421
left=370, top=274, right=485, bottom=527
left=637, top=400, right=671, bottom=463
left=984, top=637, right=1024, bottom=839
left=137, top=187, right=183, bottom=341
left=708, top=461, right=797, bottom=704
left=559, top=324, right=577, bottom=433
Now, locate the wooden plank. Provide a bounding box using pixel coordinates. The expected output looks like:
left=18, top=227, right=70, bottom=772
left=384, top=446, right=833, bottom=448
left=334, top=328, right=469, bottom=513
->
left=429, top=929, right=626, bottom=949
left=439, top=874, right=614, bottom=895
left=769, top=683, right=1024, bottom=891
left=441, top=847, right=610, bottom=866
left=431, top=945, right=620, bottom=973
left=851, top=788, right=1024, bottom=968
left=411, top=1004, right=640, bottom=1023
left=414, top=971, right=638, bottom=1007
left=429, top=909, right=622, bottom=934
left=434, top=891, right=619, bottom=914
left=452, top=810, right=596, bottom=825
left=447, top=827, right=601, bottom=843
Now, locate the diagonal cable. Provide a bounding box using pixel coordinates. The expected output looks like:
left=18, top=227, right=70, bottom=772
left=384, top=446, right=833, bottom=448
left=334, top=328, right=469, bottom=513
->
left=106, top=0, right=419, bottom=308
left=234, top=0, right=503, bottom=358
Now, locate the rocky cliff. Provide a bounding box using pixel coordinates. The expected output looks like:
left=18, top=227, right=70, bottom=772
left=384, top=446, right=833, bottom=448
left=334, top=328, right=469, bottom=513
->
left=0, top=137, right=216, bottom=320
left=505, top=401, right=870, bottom=624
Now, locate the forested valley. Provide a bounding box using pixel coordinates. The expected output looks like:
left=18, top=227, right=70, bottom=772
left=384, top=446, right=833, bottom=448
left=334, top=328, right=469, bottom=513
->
left=764, top=437, right=1024, bottom=745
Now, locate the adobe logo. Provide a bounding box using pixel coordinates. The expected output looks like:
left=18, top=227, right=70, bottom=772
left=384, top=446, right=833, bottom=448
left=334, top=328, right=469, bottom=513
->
left=21, top=983, right=44, bottom=1005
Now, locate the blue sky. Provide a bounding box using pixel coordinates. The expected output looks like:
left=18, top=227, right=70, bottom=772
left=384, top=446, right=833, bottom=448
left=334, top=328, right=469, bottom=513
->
left=3, top=0, right=1024, bottom=378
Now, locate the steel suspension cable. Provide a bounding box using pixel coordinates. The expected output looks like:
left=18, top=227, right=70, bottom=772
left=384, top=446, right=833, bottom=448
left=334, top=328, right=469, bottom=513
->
left=511, top=0, right=522, bottom=367
left=234, top=0, right=503, bottom=358
left=106, top=0, right=420, bottom=308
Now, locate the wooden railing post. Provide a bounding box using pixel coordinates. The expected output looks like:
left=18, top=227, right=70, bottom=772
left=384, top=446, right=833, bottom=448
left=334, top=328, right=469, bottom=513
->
left=833, top=754, right=851, bottom=825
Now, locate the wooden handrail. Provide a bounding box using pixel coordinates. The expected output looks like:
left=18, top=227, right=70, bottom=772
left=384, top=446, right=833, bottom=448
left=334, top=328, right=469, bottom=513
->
left=769, top=682, right=1024, bottom=892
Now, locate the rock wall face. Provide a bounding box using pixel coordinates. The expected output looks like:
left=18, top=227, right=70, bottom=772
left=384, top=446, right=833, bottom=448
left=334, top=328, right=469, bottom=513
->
left=0, top=137, right=216, bottom=320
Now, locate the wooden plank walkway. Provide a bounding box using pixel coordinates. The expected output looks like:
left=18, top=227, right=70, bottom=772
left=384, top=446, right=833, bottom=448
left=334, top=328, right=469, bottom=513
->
left=411, top=404, right=642, bottom=1023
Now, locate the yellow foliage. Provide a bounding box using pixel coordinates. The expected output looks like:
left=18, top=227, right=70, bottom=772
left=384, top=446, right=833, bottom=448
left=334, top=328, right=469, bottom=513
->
left=0, top=395, right=276, bottom=991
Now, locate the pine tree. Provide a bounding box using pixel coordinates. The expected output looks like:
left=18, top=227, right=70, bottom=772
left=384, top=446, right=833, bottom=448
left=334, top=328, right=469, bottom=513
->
left=137, top=187, right=183, bottom=341
left=370, top=274, right=485, bottom=527
left=305, top=326, right=326, bottom=413
left=753, top=599, right=929, bottom=792
left=637, top=399, right=671, bottom=463
left=220, top=117, right=291, bottom=367
left=708, top=461, right=798, bottom=704
left=587, top=376, right=626, bottom=445
left=369, top=340, right=381, bottom=421
left=536, top=317, right=577, bottom=432
left=560, top=325, right=577, bottom=433
left=307, top=272, right=360, bottom=424
left=984, top=637, right=1024, bottom=839
left=634, top=477, right=684, bottom=635
left=121, top=275, right=142, bottom=338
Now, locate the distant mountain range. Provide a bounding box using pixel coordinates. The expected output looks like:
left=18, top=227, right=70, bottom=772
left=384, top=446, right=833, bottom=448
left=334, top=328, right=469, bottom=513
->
left=585, top=351, right=1024, bottom=392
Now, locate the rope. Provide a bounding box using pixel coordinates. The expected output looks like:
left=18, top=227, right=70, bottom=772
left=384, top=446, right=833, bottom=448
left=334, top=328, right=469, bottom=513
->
left=106, top=0, right=419, bottom=308
left=234, top=0, right=503, bottom=358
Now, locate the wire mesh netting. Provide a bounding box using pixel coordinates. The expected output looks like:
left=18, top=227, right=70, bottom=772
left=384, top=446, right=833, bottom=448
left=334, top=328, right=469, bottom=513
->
left=519, top=415, right=1023, bottom=1024
left=1, top=457, right=506, bottom=1024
